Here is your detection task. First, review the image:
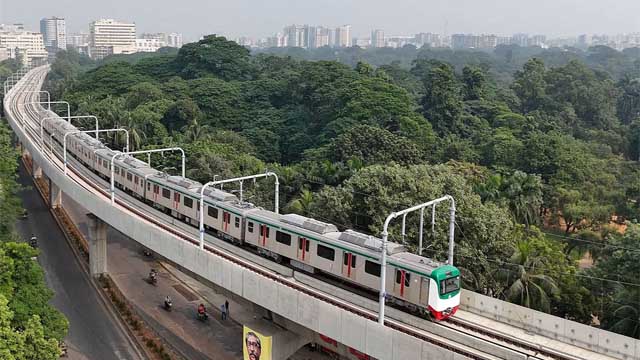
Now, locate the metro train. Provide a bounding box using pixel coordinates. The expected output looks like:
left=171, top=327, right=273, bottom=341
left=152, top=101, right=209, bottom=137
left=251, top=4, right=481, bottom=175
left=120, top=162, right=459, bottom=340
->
left=44, top=114, right=461, bottom=320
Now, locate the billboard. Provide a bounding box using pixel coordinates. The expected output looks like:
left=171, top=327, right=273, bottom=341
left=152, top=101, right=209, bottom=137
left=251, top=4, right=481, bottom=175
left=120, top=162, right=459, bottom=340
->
left=243, top=326, right=272, bottom=360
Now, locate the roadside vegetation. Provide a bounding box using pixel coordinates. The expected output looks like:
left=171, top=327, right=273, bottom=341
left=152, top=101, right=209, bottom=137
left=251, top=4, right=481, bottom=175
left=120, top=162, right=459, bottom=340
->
left=42, top=37, right=640, bottom=338
left=0, top=112, right=69, bottom=358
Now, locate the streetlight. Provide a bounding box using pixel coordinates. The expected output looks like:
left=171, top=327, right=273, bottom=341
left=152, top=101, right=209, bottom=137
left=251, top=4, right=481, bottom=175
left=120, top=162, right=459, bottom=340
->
left=377, top=195, right=456, bottom=325
left=110, top=147, right=186, bottom=204
left=198, top=172, right=279, bottom=250
left=63, top=129, right=130, bottom=175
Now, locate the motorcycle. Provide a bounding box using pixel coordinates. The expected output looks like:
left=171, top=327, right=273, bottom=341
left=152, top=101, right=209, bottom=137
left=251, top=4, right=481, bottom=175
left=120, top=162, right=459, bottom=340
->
left=197, top=311, right=209, bottom=322
left=147, top=270, right=158, bottom=286
left=29, top=236, right=38, bottom=248
left=163, top=299, right=173, bottom=311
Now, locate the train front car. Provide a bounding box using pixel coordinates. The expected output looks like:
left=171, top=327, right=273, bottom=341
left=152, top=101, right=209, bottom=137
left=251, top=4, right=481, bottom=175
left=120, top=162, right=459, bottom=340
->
left=427, top=265, right=461, bottom=320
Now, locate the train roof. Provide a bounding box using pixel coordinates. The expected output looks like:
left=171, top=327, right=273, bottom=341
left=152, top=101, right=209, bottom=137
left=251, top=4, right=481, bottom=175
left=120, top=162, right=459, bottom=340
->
left=95, top=148, right=119, bottom=159
left=324, top=230, right=407, bottom=256
left=280, top=214, right=339, bottom=235
left=390, top=252, right=444, bottom=274
left=201, top=187, right=238, bottom=202
left=166, top=175, right=201, bottom=190
left=77, top=134, right=104, bottom=149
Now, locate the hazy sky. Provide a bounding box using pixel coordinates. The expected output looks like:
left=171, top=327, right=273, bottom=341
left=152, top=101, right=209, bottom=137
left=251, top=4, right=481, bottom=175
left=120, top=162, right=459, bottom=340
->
left=2, top=0, right=640, bottom=41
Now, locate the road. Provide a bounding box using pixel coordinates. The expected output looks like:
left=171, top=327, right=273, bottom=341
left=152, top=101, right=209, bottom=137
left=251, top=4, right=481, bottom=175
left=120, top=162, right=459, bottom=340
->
left=15, top=164, right=144, bottom=360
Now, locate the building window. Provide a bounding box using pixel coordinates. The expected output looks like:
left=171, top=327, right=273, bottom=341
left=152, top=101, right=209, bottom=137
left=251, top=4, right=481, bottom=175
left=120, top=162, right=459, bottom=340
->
left=235, top=217, right=240, bottom=228
left=275, top=231, right=291, bottom=246
left=162, top=188, right=170, bottom=199
left=343, top=253, right=357, bottom=268
left=317, top=244, right=335, bottom=261
left=248, top=222, right=254, bottom=233
left=365, top=261, right=381, bottom=277
left=207, top=207, right=218, bottom=219
left=184, top=197, right=193, bottom=208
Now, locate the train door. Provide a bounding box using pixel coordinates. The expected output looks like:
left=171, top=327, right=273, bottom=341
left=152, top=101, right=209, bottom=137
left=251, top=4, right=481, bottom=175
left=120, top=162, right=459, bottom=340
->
left=394, top=269, right=411, bottom=298
left=342, top=252, right=357, bottom=279
left=419, top=277, right=430, bottom=305
left=259, top=224, right=269, bottom=247
left=173, top=192, right=180, bottom=210
left=297, top=237, right=310, bottom=262
left=153, top=184, right=159, bottom=202
left=222, top=211, right=231, bottom=232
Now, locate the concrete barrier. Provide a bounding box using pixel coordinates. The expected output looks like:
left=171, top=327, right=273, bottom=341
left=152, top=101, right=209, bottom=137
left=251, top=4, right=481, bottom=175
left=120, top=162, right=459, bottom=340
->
left=460, top=290, right=639, bottom=360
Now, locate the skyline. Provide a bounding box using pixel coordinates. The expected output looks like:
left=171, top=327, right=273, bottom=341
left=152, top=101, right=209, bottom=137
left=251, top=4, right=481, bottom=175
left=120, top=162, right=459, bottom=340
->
left=2, top=0, right=640, bottom=41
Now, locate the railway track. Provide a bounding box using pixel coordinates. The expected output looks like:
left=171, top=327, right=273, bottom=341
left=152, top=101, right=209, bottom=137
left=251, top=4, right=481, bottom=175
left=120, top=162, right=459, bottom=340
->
left=5, top=66, right=612, bottom=360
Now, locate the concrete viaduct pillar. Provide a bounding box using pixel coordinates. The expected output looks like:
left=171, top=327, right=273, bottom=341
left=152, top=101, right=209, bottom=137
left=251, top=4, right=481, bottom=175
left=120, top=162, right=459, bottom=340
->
left=32, top=161, right=42, bottom=179
left=48, top=178, right=62, bottom=208
left=87, top=214, right=108, bottom=277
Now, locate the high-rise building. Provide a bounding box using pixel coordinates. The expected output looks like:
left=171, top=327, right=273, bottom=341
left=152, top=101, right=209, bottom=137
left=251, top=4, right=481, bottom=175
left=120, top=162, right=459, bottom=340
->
left=0, top=26, right=48, bottom=66
left=334, top=25, right=352, bottom=47
left=307, top=26, right=330, bottom=48
left=167, top=33, right=183, bottom=48
left=511, top=33, right=529, bottom=47
left=371, top=29, right=385, bottom=48
left=40, top=17, right=66, bottom=50
left=136, top=38, right=163, bottom=52
left=284, top=25, right=308, bottom=47
left=89, top=19, right=136, bottom=59
left=414, top=33, right=441, bottom=48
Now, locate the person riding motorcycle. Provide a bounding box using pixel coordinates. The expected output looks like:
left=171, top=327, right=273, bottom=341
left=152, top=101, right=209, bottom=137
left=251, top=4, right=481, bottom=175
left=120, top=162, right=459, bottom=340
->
left=29, top=234, right=38, bottom=248
left=197, top=303, right=208, bottom=320
left=164, top=295, right=172, bottom=310
left=148, top=269, right=157, bottom=283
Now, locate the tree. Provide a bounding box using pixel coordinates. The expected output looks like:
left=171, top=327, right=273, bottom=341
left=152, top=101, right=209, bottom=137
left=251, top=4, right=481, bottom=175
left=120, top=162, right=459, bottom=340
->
left=124, top=82, right=164, bottom=109
left=175, top=35, right=253, bottom=80
left=327, top=125, right=425, bottom=165
left=512, top=58, right=547, bottom=113
left=462, top=66, right=487, bottom=101
left=496, top=231, right=559, bottom=312
left=416, top=60, right=464, bottom=135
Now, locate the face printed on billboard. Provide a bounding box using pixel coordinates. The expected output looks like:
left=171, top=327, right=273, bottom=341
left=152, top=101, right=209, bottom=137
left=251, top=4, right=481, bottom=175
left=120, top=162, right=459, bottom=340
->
left=243, top=326, right=271, bottom=360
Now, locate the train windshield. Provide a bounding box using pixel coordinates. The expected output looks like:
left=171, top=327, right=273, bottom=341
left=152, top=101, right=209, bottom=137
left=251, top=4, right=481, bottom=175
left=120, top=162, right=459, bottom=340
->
left=440, top=276, right=460, bottom=295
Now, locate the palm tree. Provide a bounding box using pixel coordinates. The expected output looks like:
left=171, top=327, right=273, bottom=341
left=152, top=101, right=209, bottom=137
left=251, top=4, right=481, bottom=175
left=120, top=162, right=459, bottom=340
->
left=496, top=240, right=558, bottom=312
left=287, top=188, right=314, bottom=216
left=604, top=287, right=640, bottom=339
left=180, top=118, right=211, bottom=143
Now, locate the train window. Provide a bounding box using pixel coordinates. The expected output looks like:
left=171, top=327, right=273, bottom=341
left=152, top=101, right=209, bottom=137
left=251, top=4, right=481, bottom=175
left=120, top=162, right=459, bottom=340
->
left=207, top=207, right=218, bottom=219
left=126, top=173, right=132, bottom=181
left=317, top=244, right=335, bottom=261
left=440, top=276, right=460, bottom=295
left=115, top=167, right=119, bottom=175
left=235, top=217, right=240, bottom=228
left=154, top=185, right=159, bottom=194
left=276, top=231, right=292, bottom=246
left=365, top=261, right=381, bottom=277
left=162, top=188, right=170, bottom=199
left=147, top=183, right=151, bottom=191
left=184, top=197, right=193, bottom=208
left=343, top=253, right=357, bottom=267
left=248, top=222, right=254, bottom=233
left=134, top=176, right=139, bottom=185
left=174, top=193, right=180, bottom=202
left=298, top=238, right=310, bottom=251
